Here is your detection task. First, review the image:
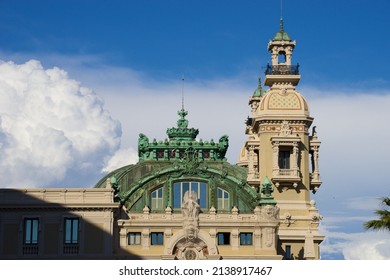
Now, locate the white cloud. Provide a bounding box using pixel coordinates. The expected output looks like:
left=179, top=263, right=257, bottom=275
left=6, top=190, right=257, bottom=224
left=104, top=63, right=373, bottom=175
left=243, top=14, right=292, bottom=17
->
left=320, top=224, right=390, bottom=260
left=102, top=147, right=138, bottom=173
left=0, top=59, right=121, bottom=188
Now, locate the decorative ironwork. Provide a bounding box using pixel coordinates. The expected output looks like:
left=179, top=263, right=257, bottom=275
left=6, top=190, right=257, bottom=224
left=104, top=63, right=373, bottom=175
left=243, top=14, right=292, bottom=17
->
left=23, top=244, right=39, bottom=255
left=265, top=64, right=299, bottom=75
left=63, top=244, right=79, bottom=254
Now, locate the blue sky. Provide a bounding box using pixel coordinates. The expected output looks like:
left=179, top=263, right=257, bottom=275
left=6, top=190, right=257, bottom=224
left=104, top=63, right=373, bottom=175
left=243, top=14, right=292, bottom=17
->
left=0, top=0, right=389, bottom=260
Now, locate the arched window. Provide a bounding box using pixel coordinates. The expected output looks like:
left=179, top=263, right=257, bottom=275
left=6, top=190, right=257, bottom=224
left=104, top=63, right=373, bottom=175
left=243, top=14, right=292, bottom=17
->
left=217, top=187, right=230, bottom=210
left=151, top=186, right=164, bottom=210
left=173, top=181, right=208, bottom=209
left=278, top=51, right=286, bottom=64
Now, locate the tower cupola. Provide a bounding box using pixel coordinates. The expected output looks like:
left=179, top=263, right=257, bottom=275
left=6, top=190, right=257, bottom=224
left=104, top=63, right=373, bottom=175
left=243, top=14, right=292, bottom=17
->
left=264, top=18, right=300, bottom=87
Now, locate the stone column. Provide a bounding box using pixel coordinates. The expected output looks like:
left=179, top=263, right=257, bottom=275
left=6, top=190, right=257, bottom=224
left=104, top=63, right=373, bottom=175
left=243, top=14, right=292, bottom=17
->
left=292, top=141, right=299, bottom=177
left=312, top=147, right=320, bottom=181
left=272, top=143, right=279, bottom=177
left=248, top=145, right=255, bottom=180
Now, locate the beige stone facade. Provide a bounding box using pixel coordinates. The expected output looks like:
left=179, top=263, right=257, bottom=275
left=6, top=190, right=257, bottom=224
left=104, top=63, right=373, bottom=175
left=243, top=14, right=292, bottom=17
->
left=0, top=20, right=324, bottom=260
left=0, top=188, right=119, bottom=259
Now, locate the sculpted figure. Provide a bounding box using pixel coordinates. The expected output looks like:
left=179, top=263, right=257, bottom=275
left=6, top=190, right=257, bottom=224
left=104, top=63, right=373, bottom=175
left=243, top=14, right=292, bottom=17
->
left=217, top=135, right=229, bottom=158
left=138, top=133, right=150, bottom=158
left=182, top=191, right=200, bottom=219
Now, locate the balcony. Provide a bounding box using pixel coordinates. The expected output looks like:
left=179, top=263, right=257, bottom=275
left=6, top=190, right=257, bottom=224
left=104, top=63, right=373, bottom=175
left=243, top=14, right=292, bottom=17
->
left=23, top=244, right=39, bottom=255
left=63, top=244, right=80, bottom=255
left=264, top=64, right=301, bottom=86
left=310, top=173, right=322, bottom=193
left=272, top=168, right=301, bottom=187
left=265, top=64, right=299, bottom=75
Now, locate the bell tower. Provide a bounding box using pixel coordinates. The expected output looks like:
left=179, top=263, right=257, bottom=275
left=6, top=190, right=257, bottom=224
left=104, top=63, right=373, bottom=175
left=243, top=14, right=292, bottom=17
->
left=238, top=19, right=324, bottom=259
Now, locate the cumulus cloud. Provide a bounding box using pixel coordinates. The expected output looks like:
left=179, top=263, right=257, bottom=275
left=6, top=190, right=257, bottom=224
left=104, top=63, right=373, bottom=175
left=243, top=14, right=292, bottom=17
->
left=0, top=59, right=121, bottom=188
left=320, top=224, right=390, bottom=260
left=102, top=147, right=138, bottom=173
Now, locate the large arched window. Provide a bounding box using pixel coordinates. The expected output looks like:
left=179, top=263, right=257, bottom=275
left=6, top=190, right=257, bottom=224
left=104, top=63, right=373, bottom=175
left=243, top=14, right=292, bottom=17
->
left=151, top=186, right=164, bottom=210
left=217, top=187, right=230, bottom=210
left=173, top=181, right=208, bottom=209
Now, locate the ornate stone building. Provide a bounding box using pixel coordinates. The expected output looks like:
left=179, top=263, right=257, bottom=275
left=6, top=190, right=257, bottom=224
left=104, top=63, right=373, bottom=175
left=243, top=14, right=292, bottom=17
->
left=0, top=20, right=323, bottom=260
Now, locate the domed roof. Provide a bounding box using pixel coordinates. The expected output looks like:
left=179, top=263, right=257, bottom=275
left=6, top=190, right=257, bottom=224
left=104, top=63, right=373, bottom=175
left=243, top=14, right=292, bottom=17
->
left=94, top=107, right=269, bottom=213
left=252, top=78, right=266, bottom=97
left=258, top=89, right=310, bottom=118
left=272, top=18, right=291, bottom=41
left=94, top=159, right=260, bottom=213
left=273, top=30, right=291, bottom=41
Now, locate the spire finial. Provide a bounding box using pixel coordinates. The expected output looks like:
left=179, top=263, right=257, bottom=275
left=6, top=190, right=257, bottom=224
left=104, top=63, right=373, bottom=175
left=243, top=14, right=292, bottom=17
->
left=280, top=18, right=284, bottom=32
left=280, top=0, right=284, bottom=31
left=181, top=75, right=185, bottom=110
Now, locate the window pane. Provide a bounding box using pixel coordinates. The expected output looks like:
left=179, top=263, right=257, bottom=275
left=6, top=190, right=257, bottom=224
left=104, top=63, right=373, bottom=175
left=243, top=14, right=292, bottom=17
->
left=151, top=187, right=164, bottom=210
left=247, top=233, right=252, bottom=245
left=129, top=234, right=135, bottom=244
left=151, top=233, right=163, bottom=245
left=174, top=181, right=208, bottom=209
left=72, top=219, right=78, bottom=243
left=240, top=233, right=253, bottom=245
left=31, top=219, right=39, bottom=244
left=285, top=245, right=291, bottom=260
left=217, top=233, right=230, bottom=245
left=217, top=188, right=229, bottom=210
left=173, top=183, right=181, bottom=208
left=279, top=151, right=290, bottom=169
left=128, top=233, right=141, bottom=245
left=218, top=233, right=224, bottom=244
left=217, top=188, right=222, bottom=198
left=182, top=182, right=189, bottom=197
left=135, top=233, right=141, bottom=245
left=25, top=220, right=32, bottom=244
left=65, top=219, right=71, bottom=243
left=199, top=183, right=207, bottom=208
left=240, top=233, right=245, bottom=245
left=65, top=218, right=79, bottom=244
left=158, top=233, right=163, bottom=244
left=223, top=200, right=229, bottom=210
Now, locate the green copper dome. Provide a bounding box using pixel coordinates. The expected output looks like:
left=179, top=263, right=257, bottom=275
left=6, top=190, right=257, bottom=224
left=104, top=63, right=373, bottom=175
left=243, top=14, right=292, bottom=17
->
left=253, top=78, right=266, bottom=97
left=273, top=18, right=291, bottom=41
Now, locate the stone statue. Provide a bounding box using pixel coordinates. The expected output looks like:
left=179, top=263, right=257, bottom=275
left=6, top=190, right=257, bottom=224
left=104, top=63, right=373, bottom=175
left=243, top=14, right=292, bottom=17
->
left=217, top=135, right=229, bottom=159
left=182, top=190, right=200, bottom=219
left=138, top=133, right=150, bottom=159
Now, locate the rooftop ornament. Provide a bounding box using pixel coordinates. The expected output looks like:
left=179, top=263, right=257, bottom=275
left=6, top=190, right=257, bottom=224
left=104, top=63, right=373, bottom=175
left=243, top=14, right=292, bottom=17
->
left=138, top=108, right=229, bottom=162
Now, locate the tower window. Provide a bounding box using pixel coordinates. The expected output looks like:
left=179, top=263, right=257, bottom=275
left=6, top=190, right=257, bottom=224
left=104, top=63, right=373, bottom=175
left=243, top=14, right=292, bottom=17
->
left=278, top=51, right=286, bottom=64
left=173, top=181, right=208, bottom=209
left=217, top=188, right=230, bottom=210
left=217, top=232, right=230, bottom=245
left=151, top=187, right=164, bottom=210
left=279, top=150, right=291, bottom=169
